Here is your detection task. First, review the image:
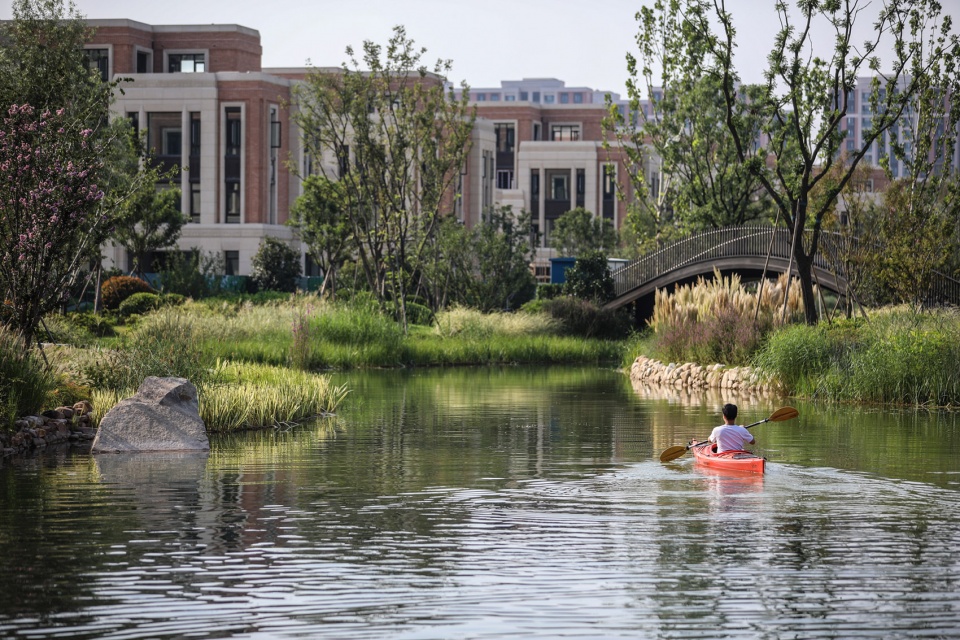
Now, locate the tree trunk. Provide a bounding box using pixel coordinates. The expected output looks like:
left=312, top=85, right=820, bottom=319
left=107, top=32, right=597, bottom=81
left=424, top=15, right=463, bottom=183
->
left=794, top=252, right=819, bottom=325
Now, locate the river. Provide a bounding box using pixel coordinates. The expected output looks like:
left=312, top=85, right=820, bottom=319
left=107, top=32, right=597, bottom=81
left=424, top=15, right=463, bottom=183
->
left=1, top=366, right=958, bottom=638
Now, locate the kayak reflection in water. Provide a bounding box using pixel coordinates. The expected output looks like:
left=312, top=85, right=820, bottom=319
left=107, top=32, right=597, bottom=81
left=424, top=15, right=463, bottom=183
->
left=708, top=403, right=756, bottom=453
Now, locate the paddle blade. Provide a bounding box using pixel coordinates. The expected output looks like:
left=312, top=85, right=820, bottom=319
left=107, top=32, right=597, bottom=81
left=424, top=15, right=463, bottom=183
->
left=659, top=445, right=688, bottom=463
left=769, top=406, right=799, bottom=422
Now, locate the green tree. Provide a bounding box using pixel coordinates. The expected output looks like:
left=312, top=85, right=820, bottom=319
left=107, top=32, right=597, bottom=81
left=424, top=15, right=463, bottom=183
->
left=607, top=66, right=773, bottom=246
left=292, top=25, right=475, bottom=330
left=0, top=0, right=124, bottom=347
left=289, top=175, right=351, bottom=299
left=654, top=0, right=960, bottom=323
left=422, top=205, right=537, bottom=311
left=550, top=207, right=618, bottom=257
left=875, top=52, right=960, bottom=310
left=563, top=250, right=615, bottom=304
left=111, top=179, right=184, bottom=277
left=251, top=237, right=302, bottom=293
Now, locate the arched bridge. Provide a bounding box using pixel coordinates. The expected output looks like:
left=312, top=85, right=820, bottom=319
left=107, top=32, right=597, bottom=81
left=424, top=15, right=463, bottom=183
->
left=604, top=226, right=844, bottom=320
left=604, top=225, right=960, bottom=320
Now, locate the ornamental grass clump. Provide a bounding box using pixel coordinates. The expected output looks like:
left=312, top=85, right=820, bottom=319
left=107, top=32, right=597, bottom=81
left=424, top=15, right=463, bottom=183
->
left=0, top=326, right=56, bottom=425
left=91, top=364, right=349, bottom=433
left=647, top=269, right=807, bottom=366
left=81, top=309, right=219, bottom=393
left=434, top=306, right=560, bottom=339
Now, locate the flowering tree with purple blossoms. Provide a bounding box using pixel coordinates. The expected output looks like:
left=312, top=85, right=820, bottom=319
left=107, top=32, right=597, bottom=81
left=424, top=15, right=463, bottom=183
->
left=0, top=104, right=106, bottom=348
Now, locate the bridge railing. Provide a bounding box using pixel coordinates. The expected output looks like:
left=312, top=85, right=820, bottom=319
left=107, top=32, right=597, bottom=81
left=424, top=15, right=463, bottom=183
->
left=610, top=225, right=960, bottom=307
left=612, top=226, right=832, bottom=297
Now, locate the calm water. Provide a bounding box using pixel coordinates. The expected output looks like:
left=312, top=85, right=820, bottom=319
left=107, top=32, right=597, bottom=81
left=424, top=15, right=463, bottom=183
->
left=1, top=367, right=959, bottom=639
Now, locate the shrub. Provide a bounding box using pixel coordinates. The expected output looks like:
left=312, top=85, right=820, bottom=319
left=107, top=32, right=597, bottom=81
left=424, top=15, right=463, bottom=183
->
left=536, top=283, right=564, bottom=301
left=0, top=327, right=56, bottom=426
left=563, top=250, right=615, bottom=304
left=251, top=237, right=302, bottom=293
left=157, top=250, right=223, bottom=299
left=403, top=301, right=434, bottom=326
left=101, top=275, right=156, bottom=310
left=118, top=292, right=161, bottom=317
left=539, top=296, right=630, bottom=339
left=161, top=293, right=186, bottom=307
left=36, top=313, right=96, bottom=346
left=62, top=311, right=116, bottom=338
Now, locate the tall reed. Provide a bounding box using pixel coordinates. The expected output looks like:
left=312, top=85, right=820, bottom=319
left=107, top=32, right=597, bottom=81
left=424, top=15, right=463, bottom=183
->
left=646, top=269, right=808, bottom=365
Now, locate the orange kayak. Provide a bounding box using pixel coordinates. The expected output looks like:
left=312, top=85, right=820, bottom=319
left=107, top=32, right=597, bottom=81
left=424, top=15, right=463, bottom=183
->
left=690, top=441, right=765, bottom=474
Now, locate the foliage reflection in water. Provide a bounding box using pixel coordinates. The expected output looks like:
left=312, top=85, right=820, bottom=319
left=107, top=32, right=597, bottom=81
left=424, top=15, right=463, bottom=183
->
left=0, top=366, right=958, bottom=639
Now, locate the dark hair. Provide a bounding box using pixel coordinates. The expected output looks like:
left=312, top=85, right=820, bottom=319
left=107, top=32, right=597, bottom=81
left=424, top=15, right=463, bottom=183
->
left=722, top=403, right=738, bottom=420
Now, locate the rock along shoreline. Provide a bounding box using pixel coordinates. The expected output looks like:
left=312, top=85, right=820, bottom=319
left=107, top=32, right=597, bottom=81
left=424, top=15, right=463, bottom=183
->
left=629, top=355, right=782, bottom=396
left=1, top=401, right=97, bottom=457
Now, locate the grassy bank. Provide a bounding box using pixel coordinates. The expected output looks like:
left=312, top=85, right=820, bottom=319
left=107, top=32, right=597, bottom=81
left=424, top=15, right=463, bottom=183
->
left=122, top=299, right=625, bottom=370
left=625, top=271, right=960, bottom=407
left=6, top=296, right=624, bottom=432
left=753, top=307, right=960, bottom=406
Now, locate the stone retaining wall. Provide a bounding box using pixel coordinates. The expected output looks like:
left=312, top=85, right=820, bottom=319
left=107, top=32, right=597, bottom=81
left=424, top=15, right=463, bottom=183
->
left=1, top=401, right=97, bottom=457
left=629, top=355, right=782, bottom=396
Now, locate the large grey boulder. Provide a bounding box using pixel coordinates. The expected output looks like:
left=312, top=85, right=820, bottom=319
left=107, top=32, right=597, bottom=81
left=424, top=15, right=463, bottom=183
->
left=92, top=377, right=209, bottom=453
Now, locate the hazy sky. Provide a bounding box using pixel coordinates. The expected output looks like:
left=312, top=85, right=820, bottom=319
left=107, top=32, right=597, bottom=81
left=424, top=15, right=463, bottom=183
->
left=3, top=0, right=959, bottom=98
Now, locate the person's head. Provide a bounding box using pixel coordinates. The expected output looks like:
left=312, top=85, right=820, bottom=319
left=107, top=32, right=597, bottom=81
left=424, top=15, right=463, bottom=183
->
left=722, top=403, right=738, bottom=422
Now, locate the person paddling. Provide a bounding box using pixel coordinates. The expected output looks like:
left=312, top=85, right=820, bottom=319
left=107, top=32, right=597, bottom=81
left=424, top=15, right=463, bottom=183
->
left=708, top=403, right=755, bottom=453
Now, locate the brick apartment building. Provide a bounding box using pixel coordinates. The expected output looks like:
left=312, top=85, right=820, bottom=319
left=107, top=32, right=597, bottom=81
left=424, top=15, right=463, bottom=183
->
left=84, top=21, right=641, bottom=278
left=454, top=79, right=642, bottom=262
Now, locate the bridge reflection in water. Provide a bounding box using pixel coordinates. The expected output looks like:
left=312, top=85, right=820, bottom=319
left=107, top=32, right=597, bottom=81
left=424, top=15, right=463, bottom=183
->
left=605, top=225, right=960, bottom=321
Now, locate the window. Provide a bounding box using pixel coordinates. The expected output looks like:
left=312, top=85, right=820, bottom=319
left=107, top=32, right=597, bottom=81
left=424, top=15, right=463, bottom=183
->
left=169, top=53, right=205, bottom=73
left=603, top=164, right=616, bottom=199
left=531, top=170, right=540, bottom=198
left=225, top=182, right=241, bottom=223
left=505, top=95, right=516, bottom=102
left=84, top=48, right=109, bottom=82
left=560, top=93, right=569, bottom=104
left=520, top=91, right=528, bottom=101
left=551, top=175, right=568, bottom=200
left=189, top=112, right=201, bottom=223
left=226, top=109, right=242, bottom=156
left=190, top=113, right=201, bottom=157
left=497, top=170, right=514, bottom=189
left=544, top=94, right=555, bottom=104
left=147, top=112, right=181, bottom=161
left=305, top=253, right=323, bottom=277
left=495, top=123, right=515, bottom=154
left=162, top=128, right=182, bottom=156
left=475, top=93, right=486, bottom=101
left=190, top=183, right=201, bottom=223
left=551, top=124, right=580, bottom=141
left=224, top=250, right=239, bottom=276
left=137, top=50, right=151, bottom=73
left=224, top=107, right=242, bottom=223
left=573, top=93, right=583, bottom=104
left=532, top=92, right=540, bottom=103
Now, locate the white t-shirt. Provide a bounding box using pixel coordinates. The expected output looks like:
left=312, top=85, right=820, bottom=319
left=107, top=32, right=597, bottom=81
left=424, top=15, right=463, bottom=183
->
left=708, top=424, right=755, bottom=453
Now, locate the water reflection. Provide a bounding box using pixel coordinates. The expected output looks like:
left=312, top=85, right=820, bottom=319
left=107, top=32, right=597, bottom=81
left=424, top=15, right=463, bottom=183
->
left=0, top=367, right=957, bottom=639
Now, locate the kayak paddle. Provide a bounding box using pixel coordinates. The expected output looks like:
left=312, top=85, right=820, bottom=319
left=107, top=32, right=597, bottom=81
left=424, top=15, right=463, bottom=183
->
left=658, top=406, right=799, bottom=463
